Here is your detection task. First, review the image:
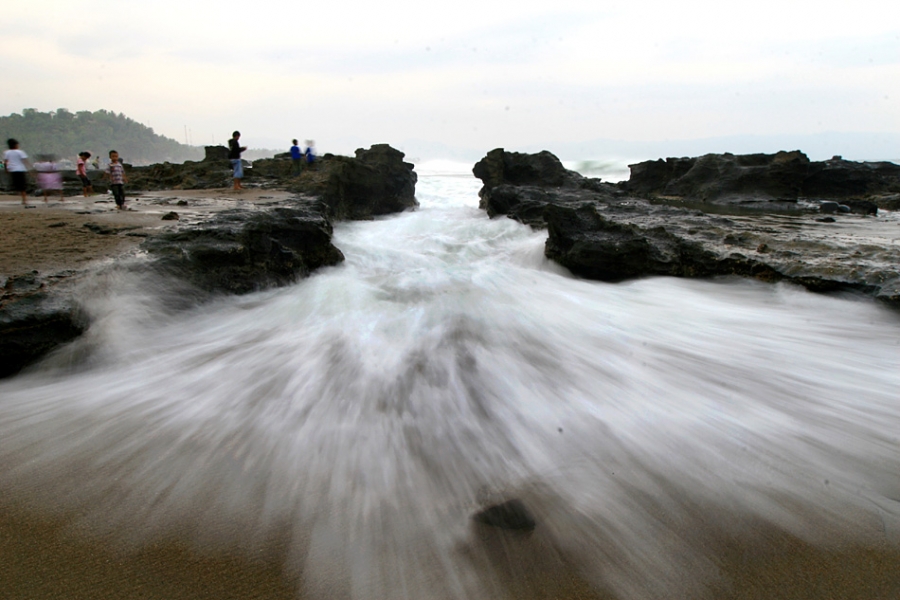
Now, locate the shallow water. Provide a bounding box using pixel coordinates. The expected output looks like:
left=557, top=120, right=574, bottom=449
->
left=1, top=168, right=899, bottom=599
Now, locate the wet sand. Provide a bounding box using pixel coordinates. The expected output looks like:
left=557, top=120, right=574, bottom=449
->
left=0, top=189, right=296, bottom=278
left=2, top=498, right=899, bottom=600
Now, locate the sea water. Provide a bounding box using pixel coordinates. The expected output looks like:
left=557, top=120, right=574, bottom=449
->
left=1, top=164, right=899, bottom=599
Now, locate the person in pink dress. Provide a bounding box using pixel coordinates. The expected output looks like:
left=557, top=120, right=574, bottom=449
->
left=34, top=155, right=64, bottom=203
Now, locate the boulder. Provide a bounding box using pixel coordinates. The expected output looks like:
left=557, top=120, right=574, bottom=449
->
left=0, top=275, right=86, bottom=378
left=473, top=148, right=573, bottom=193
left=287, top=144, right=418, bottom=220
left=472, top=148, right=622, bottom=226
left=204, top=145, right=230, bottom=161
left=472, top=499, right=536, bottom=532
left=142, top=200, right=344, bottom=295
left=544, top=203, right=734, bottom=281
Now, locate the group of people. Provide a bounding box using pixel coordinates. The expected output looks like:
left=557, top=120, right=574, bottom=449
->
left=5, top=132, right=318, bottom=203
left=2, top=139, right=128, bottom=208
left=226, top=132, right=316, bottom=191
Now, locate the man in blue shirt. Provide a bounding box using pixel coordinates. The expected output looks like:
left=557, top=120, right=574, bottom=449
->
left=290, top=139, right=302, bottom=175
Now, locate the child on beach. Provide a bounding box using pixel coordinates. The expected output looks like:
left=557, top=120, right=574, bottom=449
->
left=77, top=151, right=94, bottom=196
left=34, top=155, right=65, bottom=203
left=3, top=138, right=31, bottom=205
left=104, top=150, right=128, bottom=209
left=290, top=139, right=302, bottom=175
left=228, top=131, right=247, bottom=191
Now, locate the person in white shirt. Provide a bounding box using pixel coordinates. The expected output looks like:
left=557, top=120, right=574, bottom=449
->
left=3, top=138, right=31, bottom=205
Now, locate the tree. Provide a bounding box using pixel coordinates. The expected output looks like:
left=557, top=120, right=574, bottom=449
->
left=0, top=109, right=203, bottom=165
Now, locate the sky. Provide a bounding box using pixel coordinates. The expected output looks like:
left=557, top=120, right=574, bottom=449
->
left=2, top=0, right=899, bottom=161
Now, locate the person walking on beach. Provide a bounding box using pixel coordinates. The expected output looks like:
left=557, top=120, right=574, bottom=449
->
left=228, top=131, right=247, bottom=191
left=104, top=150, right=128, bottom=210
left=34, top=155, right=65, bottom=203
left=290, top=139, right=302, bottom=176
left=77, top=151, right=94, bottom=197
left=3, top=139, right=31, bottom=205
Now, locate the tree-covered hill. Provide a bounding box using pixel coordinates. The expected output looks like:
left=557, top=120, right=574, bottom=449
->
left=0, top=109, right=203, bottom=165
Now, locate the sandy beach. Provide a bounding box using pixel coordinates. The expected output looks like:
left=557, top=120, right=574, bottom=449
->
left=0, top=189, right=296, bottom=278
left=2, top=188, right=900, bottom=600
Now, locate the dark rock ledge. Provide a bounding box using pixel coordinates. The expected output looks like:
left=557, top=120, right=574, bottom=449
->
left=474, top=149, right=900, bottom=309
left=0, top=145, right=417, bottom=379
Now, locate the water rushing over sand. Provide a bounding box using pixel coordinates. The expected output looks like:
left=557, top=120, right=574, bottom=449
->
left=1, top=169, right=899, bottom=599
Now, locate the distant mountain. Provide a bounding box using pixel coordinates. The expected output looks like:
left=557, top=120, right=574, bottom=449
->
left=0, top=108, right=203, bottom=166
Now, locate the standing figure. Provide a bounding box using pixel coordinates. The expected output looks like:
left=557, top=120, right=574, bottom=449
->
left=290, top=139, right=302, bottom=176
left=104, top=150, right=128, bottom=210
left=304, top=140, right=316, bottom=170
left=77, top=151, right=94, bottom=197
left=228, top=131, right=247, bottom=191
left=34, top=155, right=64, bottom=203
left=3, top=138, right=31, bottom=205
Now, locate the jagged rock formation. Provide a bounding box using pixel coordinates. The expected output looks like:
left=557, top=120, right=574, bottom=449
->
left=474, top=148, right=900, bottom=309
left=623, top=152, right=900, bottom=212
left=142, top=201, right=344, bottom=295
left=1, top=145, right=418, bottom=378
left=0, top=274, right=86, bottom=378
left=473, top=148, right=622, bottom=226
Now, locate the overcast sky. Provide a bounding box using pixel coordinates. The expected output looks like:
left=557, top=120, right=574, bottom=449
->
left=2, top=0, right=898, bottom=159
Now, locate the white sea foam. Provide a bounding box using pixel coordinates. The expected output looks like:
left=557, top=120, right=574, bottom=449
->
left=1, top=172, right=899, bottom=599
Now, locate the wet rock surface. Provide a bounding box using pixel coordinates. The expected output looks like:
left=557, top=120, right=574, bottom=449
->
left=623, top=151, right=900, bottom=211
left=283, top=144, right=419, bottom=219
left=473, top=148, right=623, bottom=227
left=472, top=499, right=536, bottom=532
left=1, top=145, right=418, bottom=378
left=0, top=273, right=86, bottom=379
left=141, top=200, right=345, bottom=295
left=475, top=149, right=900, bottom=309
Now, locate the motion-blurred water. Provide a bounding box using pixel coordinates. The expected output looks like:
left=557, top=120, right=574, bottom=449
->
left=1, top=166, right=899, bottom=599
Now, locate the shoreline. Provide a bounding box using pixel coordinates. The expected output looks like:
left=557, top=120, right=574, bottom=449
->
left=2, top=495, right=899, bottom=600
left=0, top=188, right=297, bottom=279
left=3, top=160, right=900, bottom=599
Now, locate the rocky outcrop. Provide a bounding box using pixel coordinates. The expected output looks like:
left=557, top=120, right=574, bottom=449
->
left=474, top=149, right=900, bottom=309
left=285, top=144, right=419, bottom=220
left=472, top=148, right=623, bottom=226
left=623, top=151, right=900, bottom=211
left=204, top=145, right=230, bottom=161
left=141, top=200, right=344, bottom=295
left=126, top=159, right=234, bottom=191
left=1, top=144, right=419, bottom=378
left=0, top=274, right=86, bottom=379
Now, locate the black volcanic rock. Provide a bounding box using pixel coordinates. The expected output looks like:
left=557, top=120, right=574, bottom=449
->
left=623, top=151, right=900, bottom=210
left=472, top=499, right=536, bottom=532
left=623, top=151, right=810, bottom=205
left=0, top=275, right=86, bottom=378
left=473, top=148, right=573, bottom=192
left=802, top=157, right=900, bottom=199
left=315, top=144, right=418, bottom=220
left=472, top=148, right=622, bottom=225
left=1, top=144, right=420, bottom=379
left=204, top=145, right=230, bottom=161
left=142, top=200, right=344, bottom=295
left=473, top=149, right=900, bottom=309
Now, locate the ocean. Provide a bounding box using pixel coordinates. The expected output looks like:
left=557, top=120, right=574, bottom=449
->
left=1, top=166, right=899, bottom=599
